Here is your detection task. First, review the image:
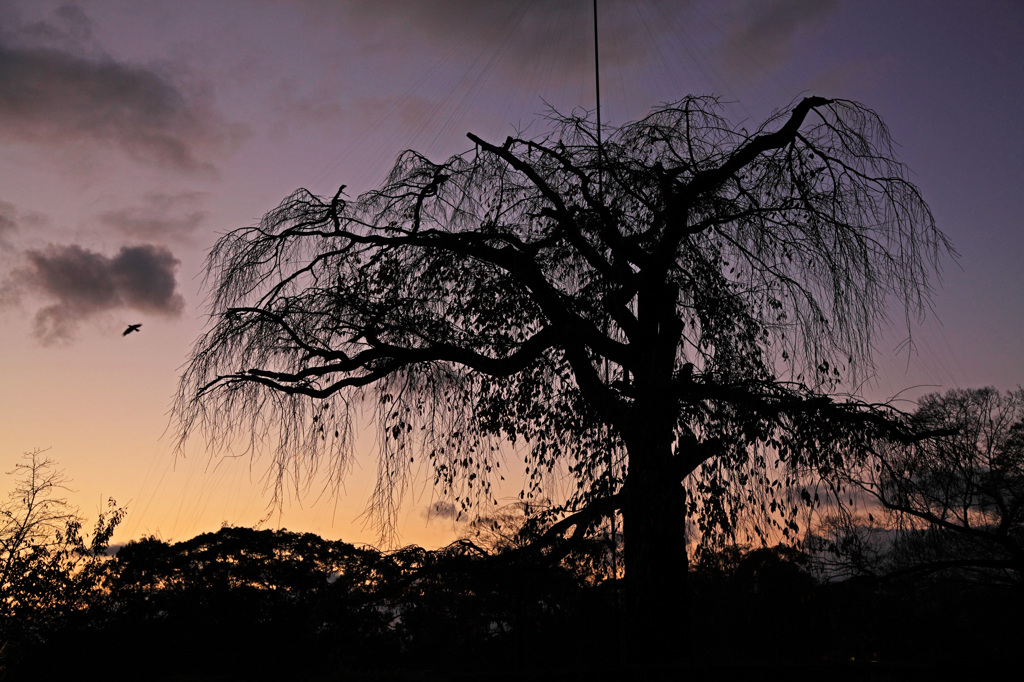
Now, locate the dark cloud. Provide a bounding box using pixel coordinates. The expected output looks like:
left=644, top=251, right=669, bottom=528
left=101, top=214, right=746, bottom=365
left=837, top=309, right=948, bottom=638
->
left=98, top=192, right=207, bottom=243
left=6, top=243, right=185, bottom=344
left=0, top=8, right=246, bottom=173
left=425, top=500, right=457, bottom=521
left=720, top=0, right=837, bottom=75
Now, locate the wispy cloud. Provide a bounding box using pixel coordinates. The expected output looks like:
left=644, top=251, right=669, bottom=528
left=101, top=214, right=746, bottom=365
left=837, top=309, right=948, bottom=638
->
left=0, top=198, right=46, bottom=251
left=98, top=192, right=208, bottom=244
left=719, top=0, right=837, bottom=76
left=3, top=243, right=185, bottom=344
left=281, top=0, right=673, bottom=86
left=0, top=199, right=17, bottom=248
left=0, top=6, right=247, bottom=173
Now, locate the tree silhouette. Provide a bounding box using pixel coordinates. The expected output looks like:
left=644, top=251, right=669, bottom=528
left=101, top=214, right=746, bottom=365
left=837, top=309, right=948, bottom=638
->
left=0, top=450, right=124, bottom=651
left=857, top=387, right=1024, bottom=582
left=105, top=527, right=398, bottom=677
left=176, top=95, right=950, bottom=662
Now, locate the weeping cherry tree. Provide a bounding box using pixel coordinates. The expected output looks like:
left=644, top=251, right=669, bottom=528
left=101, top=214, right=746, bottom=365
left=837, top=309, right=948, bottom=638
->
left=176, top=95, right=951, bottom=655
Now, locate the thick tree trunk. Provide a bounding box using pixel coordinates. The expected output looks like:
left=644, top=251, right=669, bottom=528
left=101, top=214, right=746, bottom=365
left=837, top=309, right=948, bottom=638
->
left=621, top=432, right=688, bottom=671
left=615, top=278, right=689, bottom=669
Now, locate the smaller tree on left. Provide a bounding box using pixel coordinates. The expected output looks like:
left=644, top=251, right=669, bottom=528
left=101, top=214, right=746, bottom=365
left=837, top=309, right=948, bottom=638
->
left=0, top=449, right=124, bottom=647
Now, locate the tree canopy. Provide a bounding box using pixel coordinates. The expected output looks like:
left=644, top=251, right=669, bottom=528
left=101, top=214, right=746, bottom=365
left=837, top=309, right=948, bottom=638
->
left=176, top=95, right=951, bottom=657
left=852, top=387, right=1024, bottom=582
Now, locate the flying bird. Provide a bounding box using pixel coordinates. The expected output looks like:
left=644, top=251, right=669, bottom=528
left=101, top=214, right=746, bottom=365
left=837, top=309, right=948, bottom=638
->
left=123, top=324, right=142, bottom=336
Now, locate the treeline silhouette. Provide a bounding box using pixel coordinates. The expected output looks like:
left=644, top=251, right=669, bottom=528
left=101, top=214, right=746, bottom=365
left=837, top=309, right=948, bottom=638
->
left=2, top=523, right=1021, bottom=680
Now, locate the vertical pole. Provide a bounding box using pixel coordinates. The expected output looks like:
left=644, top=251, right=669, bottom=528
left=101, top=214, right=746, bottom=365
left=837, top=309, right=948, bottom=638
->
left=593, top=0, right=603, bottom=155
left=593, top=0, right=616, bottom=585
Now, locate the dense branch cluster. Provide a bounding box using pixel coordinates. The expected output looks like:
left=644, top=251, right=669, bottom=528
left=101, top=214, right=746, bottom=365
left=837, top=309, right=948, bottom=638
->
left=837, top=388, right=1024, bottom=581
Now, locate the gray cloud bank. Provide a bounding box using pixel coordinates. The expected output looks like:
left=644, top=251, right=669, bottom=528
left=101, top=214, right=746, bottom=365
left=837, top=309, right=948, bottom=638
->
left=4, top=243, right=185, bottom=344
left=0, top=10, right=246, bottom=172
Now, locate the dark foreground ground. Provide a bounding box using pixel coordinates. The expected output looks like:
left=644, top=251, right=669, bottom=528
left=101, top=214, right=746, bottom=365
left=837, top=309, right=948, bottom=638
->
left=2, top=531, right=1020, bottom=681
left=106, top=661, right=1008, bottom=682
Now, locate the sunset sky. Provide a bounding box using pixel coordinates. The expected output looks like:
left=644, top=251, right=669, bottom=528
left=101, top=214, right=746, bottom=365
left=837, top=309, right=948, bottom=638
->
left=1, top=0, right=1021, bottom=550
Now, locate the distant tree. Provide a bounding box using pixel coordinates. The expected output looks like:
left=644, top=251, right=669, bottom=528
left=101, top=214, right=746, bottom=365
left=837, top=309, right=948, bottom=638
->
left=0, top=449, right=124, bottom=648
left=105, top=527, right=400, bottom=676
left=854, top=387, right=1024, bottom=583
left=111, top=526, right=383, bottom=606
left=175, top=95, right=950, bottom=659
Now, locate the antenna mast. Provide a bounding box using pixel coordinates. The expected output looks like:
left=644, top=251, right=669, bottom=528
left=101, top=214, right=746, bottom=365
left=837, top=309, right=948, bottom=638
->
left=593, top=0, right=617, bottom=585
left=593, top=0, right=603, bottom=158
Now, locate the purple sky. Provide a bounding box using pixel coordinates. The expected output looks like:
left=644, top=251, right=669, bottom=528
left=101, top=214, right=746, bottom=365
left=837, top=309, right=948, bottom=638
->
left=1, top=0, right=1021, bottom=548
